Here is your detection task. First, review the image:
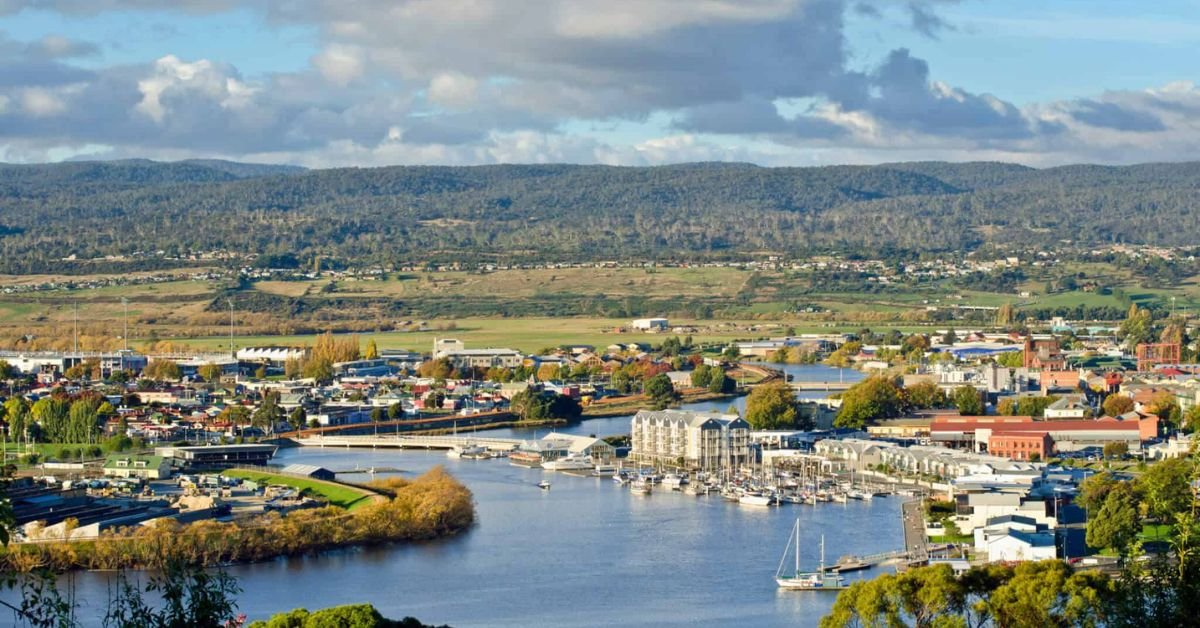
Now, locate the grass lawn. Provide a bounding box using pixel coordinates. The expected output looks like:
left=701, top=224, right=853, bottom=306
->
left=222, top=469, right=379, bottom=511
left=930, top=534, right=974, bottom=544
left=1140, top=523, right=1173, bottom=542
left=171, top=317, right=860, bottom=354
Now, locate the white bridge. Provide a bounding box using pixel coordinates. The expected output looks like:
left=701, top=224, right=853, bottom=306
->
left=296, top=434, right=522, bottom=452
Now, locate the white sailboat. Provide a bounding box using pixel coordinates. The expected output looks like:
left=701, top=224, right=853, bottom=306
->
left=775, top=521, right=847, bottom=591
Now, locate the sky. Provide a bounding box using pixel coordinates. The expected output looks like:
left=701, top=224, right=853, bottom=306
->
left=1, top=0, right=1198, bottom=168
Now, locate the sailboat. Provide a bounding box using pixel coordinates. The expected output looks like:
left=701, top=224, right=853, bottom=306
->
left=775, top=520, right=848, bottom=591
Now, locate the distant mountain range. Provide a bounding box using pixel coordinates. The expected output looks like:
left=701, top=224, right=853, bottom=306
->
left=1, top=158, right=1197, bottom=273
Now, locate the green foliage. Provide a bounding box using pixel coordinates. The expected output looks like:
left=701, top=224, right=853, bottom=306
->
left=1102, top=394, right=1135, bottom=417
left=509, top=390, right=582, bottom=422
left=820, top=561, right=1116, bottom=628
left=643, top=374, right=678, bottom=410
left=952, top=385, right=984, bottom=415
left=104, top=564, right=241, bottom=628
left=690, top=364, right=713, bottom=389
left=903, top=380, right=946, bottom=410
left=1086, top=482, right=1141, bottom=555
left=743, top=382, right=797, bottom=430
left=707, top=370, right=732, bottom=394
left=249, top=604, right=447, bottom=628
left=996, top=350, right=1024, bottom=368
left=1138, top=458, right=1193, bottom=522
left=834, top=376, right=902, bottom=429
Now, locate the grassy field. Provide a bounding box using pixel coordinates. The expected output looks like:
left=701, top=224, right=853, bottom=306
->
left=174, top=317, right=800, bottom=353
left=255, top=267, right=754, bottom=300
left=223, top=468, right=379, bottom=510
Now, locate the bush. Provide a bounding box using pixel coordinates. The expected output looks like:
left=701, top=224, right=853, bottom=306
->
left=86, top=445, right=103, bottom=458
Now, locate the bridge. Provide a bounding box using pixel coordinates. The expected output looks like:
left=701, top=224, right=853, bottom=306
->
left=789, top=381, right=855, bottom=391
left=276, top=410, right=515, bottom=439
left=296, top=434, right=523, bottom=452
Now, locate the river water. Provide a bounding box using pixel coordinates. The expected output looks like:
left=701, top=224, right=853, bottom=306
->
left=66, top=365, right=896, bottom=627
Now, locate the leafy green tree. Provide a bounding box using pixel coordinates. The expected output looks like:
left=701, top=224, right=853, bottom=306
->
left=143, top=359, right=182, bottom=381
left=4, top=396, right=30, bottom=440
left=952, top=385, right=984, bottom=415
left=1086, top=482, right=1141, bottom=555
left=1102, top=394, right=1135, bottom=417
left=904, top=380, right=946, bottom=410
left=707, top=370, right=732, bottom=394
left=744, top=382, right=797, bottom=430
left=720, top=344, right=740, bottom=361
left=997, top=350, right=1024, bottom=368
left=387, top=402, right=404, bottom=420
left=834, top=376, right=902, bottom=429
left=198, top=363, right=224, bottom=382
left=1076, top=471, right=1118, bottom=513
left=644, top=374, right=677, bottom=410
left=288, top=406, right=307, bottom=431
left=1137, top=458, right=1193, bottom=522
left=690, top=364, right=713, bottom=389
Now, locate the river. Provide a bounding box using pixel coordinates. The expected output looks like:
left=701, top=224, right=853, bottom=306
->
left=65, top=365, right=897, bottom=627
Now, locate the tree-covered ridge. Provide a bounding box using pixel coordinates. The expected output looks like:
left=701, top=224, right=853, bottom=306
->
left=3, top=159, right=1200, bottom=272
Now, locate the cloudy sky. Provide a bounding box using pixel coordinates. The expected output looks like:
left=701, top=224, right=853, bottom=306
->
left=1, top=0, right=1198, bottom=167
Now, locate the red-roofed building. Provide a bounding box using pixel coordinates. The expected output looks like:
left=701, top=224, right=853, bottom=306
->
left=932, top=414, right=1159, bottom=458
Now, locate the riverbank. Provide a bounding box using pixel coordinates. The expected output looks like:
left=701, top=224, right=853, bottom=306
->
left=583, top=388, right=744, bottom=418
left=0, top=467, right=475, bottom=573
left=222, top=468, right=385, bottom=510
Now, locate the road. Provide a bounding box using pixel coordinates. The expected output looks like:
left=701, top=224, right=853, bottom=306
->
left=901, top=498, right=929, bottom=564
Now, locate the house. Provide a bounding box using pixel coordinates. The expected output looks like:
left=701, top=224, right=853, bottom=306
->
left=987, top=530, right=1057, bottom=563
left=973, top=514, right=1047, bottom=554
left=103, top=454, right=172, bottom=480
left=1024, top=338, right=1065, bottom=370
left=1043, top=396, right=1090, bottom=419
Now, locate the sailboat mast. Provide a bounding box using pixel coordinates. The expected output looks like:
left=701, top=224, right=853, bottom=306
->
left=794, top=519, right=800, bottom=573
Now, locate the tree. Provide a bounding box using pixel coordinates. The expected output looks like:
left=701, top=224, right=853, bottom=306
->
left=288, top=406, right=307, bottom=431
left=144, top=360, right=182, bottom=381
left=835, top=376, right=903, bottom=429
left=1138, top=458, right=1193, bottom=522
left=952, top=385, right=984, bottom=415
left=720, top=344, right=741, bottom=361
left=997, top=350, right=1024, bottom=368
left=690, top=364, right=713, bottom=389
left=708, top=370, right=732, bottom=394
left=996, top=397, right=1017, bottom=416
left=996, top=303, right=1015, bottom=326
left=4, top=396, right=30, bottom=441
left=1077, top=471, right=1118, bottom=513
left=1103, top=441, right=1128, bottom=460
left=1119, top=303, right=1154, bottom=347
left=744, top=382, right=797, bottom=430
left=364, top=338, right=379, bottom=359
left=387, top=402, right=404, bottom=420
left=644, top=374, right=677, bottom=410
left=198, top=363, right=224, bottom=382
left=1086, top=482, right=1141, bottom=555
left=942, top=328, right=958, bottom=344
left=252, top=392, right=285, bottom=432
left=1102, top=394, right=1135, bottom=417
left=904, top=380, right=946, bottom=410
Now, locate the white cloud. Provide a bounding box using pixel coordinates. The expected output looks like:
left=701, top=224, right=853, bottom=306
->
left=20, top=87, right=67, bottom=116
left=312, top=44, right=364, bottom=86
left=427, top=72, right=479, bottom=109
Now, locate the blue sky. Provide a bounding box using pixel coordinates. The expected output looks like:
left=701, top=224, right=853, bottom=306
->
left=1, top=0, right=1197, bottom=167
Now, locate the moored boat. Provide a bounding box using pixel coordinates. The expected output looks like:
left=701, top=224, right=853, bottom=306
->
left=775, top=523, right=847, bottom=591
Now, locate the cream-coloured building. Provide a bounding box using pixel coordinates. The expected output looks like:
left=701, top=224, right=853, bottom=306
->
left=630, top=409, right=750, bottom=470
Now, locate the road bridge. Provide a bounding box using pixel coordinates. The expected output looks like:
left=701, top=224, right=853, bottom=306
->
left=789, top=381, right=855, bottom=391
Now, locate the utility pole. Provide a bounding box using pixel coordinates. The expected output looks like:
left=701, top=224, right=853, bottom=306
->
left=121, top=297, right=129, bottom=352
left=73, top=301, right=79, bottom=354
left=228, top=298, right=235, bottom=358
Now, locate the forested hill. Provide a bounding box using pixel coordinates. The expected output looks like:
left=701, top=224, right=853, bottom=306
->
left=1, top=159, right=1198, bottom=273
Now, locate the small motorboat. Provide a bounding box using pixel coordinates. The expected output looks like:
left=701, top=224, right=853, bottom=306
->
left=537, top=480, right=552, bottom=490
